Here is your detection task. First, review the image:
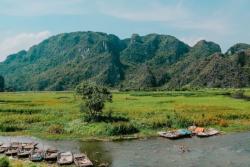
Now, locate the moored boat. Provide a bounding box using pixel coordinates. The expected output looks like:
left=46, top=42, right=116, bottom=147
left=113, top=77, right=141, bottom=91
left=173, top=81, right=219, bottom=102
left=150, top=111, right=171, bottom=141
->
left=188, top=126, right=205, bottom=134
left=18, top=145, right=35, bottom=158
left=158, top=129, right=192, bottom=139
left=20, top=142, right=38, bottom=148
left=0, top=144, right=10, bottom=153
left=10, top=142, right=21, bottom=148
left=5, top=142, right=21, bottom=156
left=196, top=128, right=219, bottom=137
left=5, top=147, right=19, bottom=156
left=57, top=151, right=73, bottom=165
left=74, top=153, right=93, bottom=167
left=30, top=149, right=44, bottom=162
left=44, top=148, right=58, bottom=161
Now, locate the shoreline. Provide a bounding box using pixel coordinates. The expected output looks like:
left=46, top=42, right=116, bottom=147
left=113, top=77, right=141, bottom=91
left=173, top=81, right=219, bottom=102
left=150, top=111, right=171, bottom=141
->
left=0, top=129, right=250, bottom=142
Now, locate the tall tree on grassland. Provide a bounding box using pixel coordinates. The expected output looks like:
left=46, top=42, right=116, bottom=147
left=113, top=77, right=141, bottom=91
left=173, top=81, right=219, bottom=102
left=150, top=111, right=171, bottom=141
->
left=75, top=82, right=112, bottom=121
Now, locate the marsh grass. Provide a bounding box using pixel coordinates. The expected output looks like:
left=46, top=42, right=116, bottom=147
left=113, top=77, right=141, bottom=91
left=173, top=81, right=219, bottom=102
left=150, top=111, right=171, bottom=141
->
left=0, top=89, right=249, bottom=139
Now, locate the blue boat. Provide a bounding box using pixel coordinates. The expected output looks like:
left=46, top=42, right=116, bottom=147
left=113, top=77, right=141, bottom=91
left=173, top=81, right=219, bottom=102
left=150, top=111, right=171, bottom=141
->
left=158, top=129, right=192, bottom=139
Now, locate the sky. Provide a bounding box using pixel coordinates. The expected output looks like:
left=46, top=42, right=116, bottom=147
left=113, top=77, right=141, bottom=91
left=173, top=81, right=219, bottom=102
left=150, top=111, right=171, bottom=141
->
left=0, top=0, right=250, bottom=62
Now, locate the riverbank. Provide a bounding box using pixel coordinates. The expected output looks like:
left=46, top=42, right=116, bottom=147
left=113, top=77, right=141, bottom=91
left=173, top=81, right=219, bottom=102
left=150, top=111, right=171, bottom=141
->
left=0, top=157, right=57, bottom=167
left=0, top=89, right=250, bottom=141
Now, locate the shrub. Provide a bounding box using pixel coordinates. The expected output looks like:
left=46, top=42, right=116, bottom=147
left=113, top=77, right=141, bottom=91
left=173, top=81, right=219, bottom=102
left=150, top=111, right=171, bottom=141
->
left=48, top=124, right=64, bottom=134
left=83, top=109, right=129, bottom=123
left=194, top=117, right=218, bottom=126
left=219, top=120, right=229, bottom=127
left=231, top=90, right=245, bottom=99
left=140, top=117, right=172, bottom=129
left=0, top=125, right=23, bottom=132
left=28, top=165, right=37, bottom=167
left=173, top=113, right=193, bottom=128
left=107, top=122, right=139, bottom=136
left=24, top=115, right=41, bottom=123
left=0, top=157, right=10, bottom=167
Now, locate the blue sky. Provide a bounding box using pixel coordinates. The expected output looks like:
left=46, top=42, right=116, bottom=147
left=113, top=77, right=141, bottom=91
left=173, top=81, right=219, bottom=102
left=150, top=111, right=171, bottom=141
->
left=0, top=0, right=249, bottom=61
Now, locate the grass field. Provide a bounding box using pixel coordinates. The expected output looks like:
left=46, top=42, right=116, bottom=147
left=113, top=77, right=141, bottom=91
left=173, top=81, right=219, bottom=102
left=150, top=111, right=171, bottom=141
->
left=0, top=89, right=250, bottom=140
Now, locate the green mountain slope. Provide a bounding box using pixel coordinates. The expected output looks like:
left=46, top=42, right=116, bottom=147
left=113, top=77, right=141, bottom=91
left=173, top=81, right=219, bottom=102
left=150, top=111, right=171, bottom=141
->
left=0, top=31, right=249, bottom=90
left=0, top=32, right=125, bottom=90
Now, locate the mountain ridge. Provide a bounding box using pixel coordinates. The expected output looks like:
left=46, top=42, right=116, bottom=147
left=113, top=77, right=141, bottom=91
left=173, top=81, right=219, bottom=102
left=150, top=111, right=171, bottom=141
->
left=0, top=31, right=249, bottom=91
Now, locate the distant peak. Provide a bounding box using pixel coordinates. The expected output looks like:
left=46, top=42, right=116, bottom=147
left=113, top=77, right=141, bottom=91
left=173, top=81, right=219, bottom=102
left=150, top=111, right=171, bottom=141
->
left=226, top=43, right=250, bottom=55
left=193, top=40, right=221, bottom=51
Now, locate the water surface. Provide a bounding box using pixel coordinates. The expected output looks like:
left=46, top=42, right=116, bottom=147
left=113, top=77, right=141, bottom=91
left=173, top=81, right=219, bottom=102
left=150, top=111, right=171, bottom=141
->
left=0, top=132, right=250, bottom=167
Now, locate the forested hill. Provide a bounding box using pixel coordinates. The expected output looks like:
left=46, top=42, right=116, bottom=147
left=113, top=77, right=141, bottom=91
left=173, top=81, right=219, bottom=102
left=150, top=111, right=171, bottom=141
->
left=0, top=31, right=250, bottom=91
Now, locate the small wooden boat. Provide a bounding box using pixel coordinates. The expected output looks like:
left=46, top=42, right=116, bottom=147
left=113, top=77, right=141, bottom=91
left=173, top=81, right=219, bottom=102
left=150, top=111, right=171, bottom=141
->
left=17, top=145, right=34, bottom=158
left=0, top=144, right=10, bottom=153
left=44, top=148, right=58, bottom=161
left=158, top=129, right=192, bottom=139
left=20, top=142, right=38, bottom=148
left=74, top=153, right=93, bottom=167
left=158, top=131, right=181, bottom=139
left=57, top=151, right=74, bottom=165
left=10, top=142, right=21, bottom=148
left=188, top=126, right=204, bottom=134
left=5, top=142, right=21, bottom=156
left=5, top=147, right=19, bottom=156
left=196, top=128, right=219, bottom=137
left=30, top=149, right=44, bottom=162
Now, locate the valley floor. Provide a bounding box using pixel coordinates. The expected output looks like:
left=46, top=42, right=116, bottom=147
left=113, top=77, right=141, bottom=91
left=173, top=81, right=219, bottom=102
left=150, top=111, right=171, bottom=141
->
left=0, top=89, right=250, bottom=140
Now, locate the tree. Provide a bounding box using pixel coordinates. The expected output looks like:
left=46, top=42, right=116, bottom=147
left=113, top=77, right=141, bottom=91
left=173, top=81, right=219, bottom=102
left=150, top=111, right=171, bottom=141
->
left=0, top=75, right=4, bottom=92
left=75, top=82, right=112, bottom=121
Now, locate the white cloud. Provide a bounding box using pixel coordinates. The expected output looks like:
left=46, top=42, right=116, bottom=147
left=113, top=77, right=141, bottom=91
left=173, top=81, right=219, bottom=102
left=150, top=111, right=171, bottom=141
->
left=0, top=0, right=91, bottom=16
left=98, top=0, right=230, bottom=34
left=0, top=31, right=51, bottom=62
left=98, top=1, right=189, bottom=22
left=180, top=36, right=205, bottom=46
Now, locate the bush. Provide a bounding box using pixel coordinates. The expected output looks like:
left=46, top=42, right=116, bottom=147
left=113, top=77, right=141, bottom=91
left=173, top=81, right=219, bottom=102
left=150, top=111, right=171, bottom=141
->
left=0, top=157, right=10, bottom=167
left=0, top=125, right=23, bottom=132
left=107, top=122, right=139, bottom=136
left=28, top=165, right=37, bottom=167
left=231, top=90, right=245, bottom=99
left=83, top=109, right=129, bottom=123
left=219, top=120, right=229, bottom=127
left=194, top=117, right=219, bottom=126
left=140, top=117, right=172, bottom=129
left=48, top=124, right=64, bottom=134
left=23, top=115, right=41, bottom=124
left=173, top=113, right=193, bottom=128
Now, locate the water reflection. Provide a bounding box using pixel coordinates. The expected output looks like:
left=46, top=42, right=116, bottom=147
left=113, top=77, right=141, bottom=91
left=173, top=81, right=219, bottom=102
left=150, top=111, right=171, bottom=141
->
left=80, top=141, right=112, bottom=166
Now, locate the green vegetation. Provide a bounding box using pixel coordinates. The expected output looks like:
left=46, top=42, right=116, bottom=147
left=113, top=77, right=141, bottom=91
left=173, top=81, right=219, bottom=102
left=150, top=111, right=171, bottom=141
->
left=0, top=31, right=250, bottom=91
left=75, top=82, right=112, bottom=122
left=0, top=156, right=9, bottom=167
left=0, top=156, right=58, bottom=167
left=0, top=89, right=250, bottom=140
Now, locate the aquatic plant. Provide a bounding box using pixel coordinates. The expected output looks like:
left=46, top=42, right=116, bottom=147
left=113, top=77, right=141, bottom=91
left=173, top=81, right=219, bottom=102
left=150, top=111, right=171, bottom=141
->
left=0, top=157, right=9, bottom=167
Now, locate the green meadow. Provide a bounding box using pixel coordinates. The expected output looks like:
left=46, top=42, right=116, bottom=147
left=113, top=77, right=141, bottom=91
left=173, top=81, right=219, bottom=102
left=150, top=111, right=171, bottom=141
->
left=0, top=89, right=250, bottom=140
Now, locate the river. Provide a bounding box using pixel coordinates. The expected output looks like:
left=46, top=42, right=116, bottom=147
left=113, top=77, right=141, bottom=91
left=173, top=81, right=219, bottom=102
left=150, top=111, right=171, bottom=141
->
left=0, top=132, right=250, bottom=167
